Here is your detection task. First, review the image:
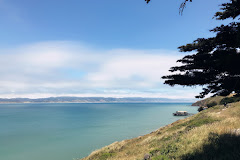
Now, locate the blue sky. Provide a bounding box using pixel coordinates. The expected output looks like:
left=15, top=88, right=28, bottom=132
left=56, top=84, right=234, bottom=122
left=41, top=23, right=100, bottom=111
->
left=0, top=0, right=230, bottom=99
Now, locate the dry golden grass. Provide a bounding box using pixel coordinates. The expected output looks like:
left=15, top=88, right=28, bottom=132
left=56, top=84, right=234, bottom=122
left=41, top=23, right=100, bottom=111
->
left=192, top=96, right=225, bottom=107
left=81, top=101, right=240, bottom=160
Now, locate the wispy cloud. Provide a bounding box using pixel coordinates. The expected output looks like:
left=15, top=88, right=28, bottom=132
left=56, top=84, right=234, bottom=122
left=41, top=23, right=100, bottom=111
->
left=0, top=41, right=200, bottom=99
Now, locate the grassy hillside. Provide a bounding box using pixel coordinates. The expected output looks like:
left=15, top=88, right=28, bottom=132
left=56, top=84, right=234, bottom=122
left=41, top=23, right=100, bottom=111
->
left=191, top=96, right=225, bottom=107
left=192, top=94, right=236, bottom=107
left=80, top=101, right=240, bottom=160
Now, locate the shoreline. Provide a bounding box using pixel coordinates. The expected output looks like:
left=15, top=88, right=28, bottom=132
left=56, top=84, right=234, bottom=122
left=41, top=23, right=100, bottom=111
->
left=81, top=112, right=197, bottom=160
left=0, top=103, right=197, bottom=160
left=80, top=112, right=197, bottom=160
left=80, top=101, right=240, bottom=160
left=0, top=97, right=195, bottom=104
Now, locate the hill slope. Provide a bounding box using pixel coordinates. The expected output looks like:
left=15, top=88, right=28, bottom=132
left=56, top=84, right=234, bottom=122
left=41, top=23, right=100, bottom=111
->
left=81, top=101, right=240, bottom=160
left=191, top=96, right=225, bottom=107
left=192, top=94, right=236, bottom=107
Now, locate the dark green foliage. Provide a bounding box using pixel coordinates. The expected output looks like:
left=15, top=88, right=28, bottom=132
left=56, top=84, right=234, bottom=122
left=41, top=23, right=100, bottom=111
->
left=145, top=0, right=151, bottom=3
left=181, top=132, right=240, bottom=160
left=207, top=101, right=217, bottom=108
left=214, top=0, right=240, bottom=20
left=162, top=0, right=240, bottom=98
left=220, top=96, right=240, bottom=104
left=197, top=106, right=204, bottom=112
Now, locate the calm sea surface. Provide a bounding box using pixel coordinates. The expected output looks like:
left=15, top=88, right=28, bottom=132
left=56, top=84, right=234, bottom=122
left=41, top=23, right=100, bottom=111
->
left=0, top=103, right=197, bottom=160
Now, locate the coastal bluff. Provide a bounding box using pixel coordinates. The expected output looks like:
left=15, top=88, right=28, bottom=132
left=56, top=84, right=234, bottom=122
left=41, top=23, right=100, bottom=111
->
left=191, top=96, right=225, bottom=107
left=192, top=94, right=236, bottom=107
left=80, top=99, right=240, bottom=160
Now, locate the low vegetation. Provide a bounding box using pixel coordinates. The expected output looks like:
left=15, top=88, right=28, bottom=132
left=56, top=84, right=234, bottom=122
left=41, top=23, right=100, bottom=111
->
left=81, top=100, right=240, bottom=160
left=206, top=101, right=217, bottom=108
left=191, top=96, right=225, bottom=107
left=220, top=96, right=240, bottom=105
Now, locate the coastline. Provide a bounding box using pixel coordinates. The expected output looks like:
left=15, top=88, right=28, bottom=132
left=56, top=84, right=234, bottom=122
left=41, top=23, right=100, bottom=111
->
left=80, top=114, right=195, bottom=160
left=80, top=101, right=240, bottom=160
left=0, top=103, right=196, bottom=160
left=0, top=97, right=195, bottom=104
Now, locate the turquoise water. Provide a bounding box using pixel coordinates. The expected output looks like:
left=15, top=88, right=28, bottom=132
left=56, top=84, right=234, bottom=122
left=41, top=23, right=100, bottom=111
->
left=0, top=103, right=197, bottom=160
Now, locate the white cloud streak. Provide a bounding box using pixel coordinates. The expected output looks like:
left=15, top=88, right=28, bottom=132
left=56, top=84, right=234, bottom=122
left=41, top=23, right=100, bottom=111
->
left=0, top=41, right=200, bottom=99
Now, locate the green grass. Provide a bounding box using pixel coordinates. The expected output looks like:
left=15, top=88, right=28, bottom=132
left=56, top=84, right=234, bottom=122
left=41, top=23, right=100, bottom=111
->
left=152, top=155, right=170, bottom=160
left=181, top=132, right=240, bottom=160
left=98, top=152, right=115, bottom=160
left=168, top=114, right=218, bottom=132
left=185, top=115, right=218, bottom=128
left=81, top=100, right=240, bottom=160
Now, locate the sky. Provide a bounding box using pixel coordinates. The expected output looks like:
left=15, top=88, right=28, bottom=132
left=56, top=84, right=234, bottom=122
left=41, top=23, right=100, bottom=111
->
left=0, top=0, right=230, bottom=99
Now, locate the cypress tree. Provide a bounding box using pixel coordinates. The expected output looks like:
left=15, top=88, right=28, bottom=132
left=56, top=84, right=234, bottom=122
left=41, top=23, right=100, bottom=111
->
left=161, top=0, right=240, bottom=98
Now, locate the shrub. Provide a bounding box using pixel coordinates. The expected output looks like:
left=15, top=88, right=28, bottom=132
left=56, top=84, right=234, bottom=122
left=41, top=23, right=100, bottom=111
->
left=198, top=107, right=204, bottom=112
left=220, top=96, right=240, bottom=105
left=207, top=101, right=217, bottom=108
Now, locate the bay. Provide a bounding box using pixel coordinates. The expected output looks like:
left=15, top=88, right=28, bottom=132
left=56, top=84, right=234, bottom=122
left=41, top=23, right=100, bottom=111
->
left=0, top=103, right=197, bottom=160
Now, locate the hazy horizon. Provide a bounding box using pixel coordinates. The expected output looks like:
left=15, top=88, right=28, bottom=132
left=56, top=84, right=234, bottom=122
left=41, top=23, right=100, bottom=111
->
left=0, top=0, right=226, bottom=100
left=0, top=96, right=196, bottom=103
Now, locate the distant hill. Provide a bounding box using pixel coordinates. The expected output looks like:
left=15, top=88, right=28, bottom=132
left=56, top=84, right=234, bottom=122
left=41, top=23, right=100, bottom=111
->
left=0, top=97, right=194, bottom=103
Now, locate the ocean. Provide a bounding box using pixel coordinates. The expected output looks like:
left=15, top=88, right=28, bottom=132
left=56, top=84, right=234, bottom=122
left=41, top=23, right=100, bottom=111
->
left=0, top=103, right=198, bottom=160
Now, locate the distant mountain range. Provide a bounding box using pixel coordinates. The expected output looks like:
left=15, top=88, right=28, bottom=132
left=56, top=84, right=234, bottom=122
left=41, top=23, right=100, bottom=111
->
left=0, top=97, right=195, bottom=103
